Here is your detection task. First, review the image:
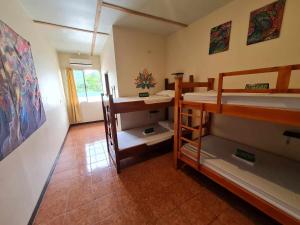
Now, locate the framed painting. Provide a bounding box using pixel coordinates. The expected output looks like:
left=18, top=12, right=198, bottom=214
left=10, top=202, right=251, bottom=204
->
left=209, top=21, right=232, bottom=55
left=247, top=0, right=286, bottom=45
left=0, top=20, right=46, bottom=160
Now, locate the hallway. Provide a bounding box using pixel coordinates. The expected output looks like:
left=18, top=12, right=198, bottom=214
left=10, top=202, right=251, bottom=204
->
left=33, top=122, right=277, bottom=225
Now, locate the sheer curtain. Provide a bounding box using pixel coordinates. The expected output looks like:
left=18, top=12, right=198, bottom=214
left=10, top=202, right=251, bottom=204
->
left=66, top=68, right=81, bottom=124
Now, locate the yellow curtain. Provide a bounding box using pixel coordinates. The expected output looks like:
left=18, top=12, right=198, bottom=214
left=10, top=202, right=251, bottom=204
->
left=66, top=68, right=81, bottom=124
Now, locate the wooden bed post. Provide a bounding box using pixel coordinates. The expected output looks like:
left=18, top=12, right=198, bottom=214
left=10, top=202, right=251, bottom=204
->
left=217, top=73, right=224, bottom=113
left=104, top=73, right=111, bottom=95
left=101, top=94, right=110, bottom=155
left=173, top=74, right=183, bottom=169
left=276, top=65, right=292, bottom=92
left=187, top=75, right=194, bottom=127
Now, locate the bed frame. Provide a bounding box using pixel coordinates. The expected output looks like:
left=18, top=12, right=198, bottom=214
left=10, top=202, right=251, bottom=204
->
left=101, top=73, right=214, bottom=173
left=173, top=64, right=300, bottom=225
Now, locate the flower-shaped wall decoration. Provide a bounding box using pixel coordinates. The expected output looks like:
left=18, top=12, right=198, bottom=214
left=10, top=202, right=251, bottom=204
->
left=134, top=69, right=156, bottom=89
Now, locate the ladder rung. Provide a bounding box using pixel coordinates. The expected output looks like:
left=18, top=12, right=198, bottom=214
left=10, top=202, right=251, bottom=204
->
left=180, top=137, right=199, bottom=147
left=181, top=125, right=199, bottom=132
left=180, top=112, right=192, bottom=117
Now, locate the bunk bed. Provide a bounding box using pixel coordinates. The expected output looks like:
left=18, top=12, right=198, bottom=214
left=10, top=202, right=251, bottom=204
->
left=173, top=64, right=300, bottom=225
left=101, top=73, right=214, bottom=173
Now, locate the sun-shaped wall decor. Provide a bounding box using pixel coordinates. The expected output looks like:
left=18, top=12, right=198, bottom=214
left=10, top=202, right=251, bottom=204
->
left=134, top=69, right=156, bottom=89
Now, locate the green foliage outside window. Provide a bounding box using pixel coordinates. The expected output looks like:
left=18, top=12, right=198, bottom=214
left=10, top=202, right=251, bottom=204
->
left=73, top=69, right=103, bottom=102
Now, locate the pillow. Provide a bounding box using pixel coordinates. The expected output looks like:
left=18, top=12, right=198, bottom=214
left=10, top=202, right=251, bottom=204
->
left=156, top=90, right=175, bottom=97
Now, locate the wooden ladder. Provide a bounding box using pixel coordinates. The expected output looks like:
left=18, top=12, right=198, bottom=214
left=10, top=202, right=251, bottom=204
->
left=178, top=103, right=204, bottom=168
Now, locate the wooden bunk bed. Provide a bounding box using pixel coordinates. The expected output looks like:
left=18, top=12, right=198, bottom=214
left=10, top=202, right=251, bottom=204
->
left=173, top=64, right=300, bottom=225
left=101, top=73, right=214, bottom=173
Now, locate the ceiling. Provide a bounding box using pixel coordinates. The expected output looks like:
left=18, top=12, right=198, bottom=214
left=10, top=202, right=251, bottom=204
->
left=20, top=0, right=233, bottom=55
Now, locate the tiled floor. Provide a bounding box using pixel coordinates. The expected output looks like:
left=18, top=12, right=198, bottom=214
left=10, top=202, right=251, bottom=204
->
left=33, top=122, right=278, bottom=225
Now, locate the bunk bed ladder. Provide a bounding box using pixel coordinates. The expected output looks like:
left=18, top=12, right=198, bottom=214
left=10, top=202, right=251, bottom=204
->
left=178, top=104, right=204, bottom=169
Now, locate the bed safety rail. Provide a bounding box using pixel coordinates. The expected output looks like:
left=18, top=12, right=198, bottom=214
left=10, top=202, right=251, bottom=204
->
left=217, top=64, right=300, bottom=112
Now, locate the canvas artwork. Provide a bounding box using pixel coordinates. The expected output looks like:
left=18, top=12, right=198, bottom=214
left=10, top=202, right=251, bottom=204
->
left=209, top=21, right=232, bottom=55
left=134, top=69, right=156, bottom=89
left=0, top=20, right=46, bottom=161
left=247, top=0, right=286, bottom=45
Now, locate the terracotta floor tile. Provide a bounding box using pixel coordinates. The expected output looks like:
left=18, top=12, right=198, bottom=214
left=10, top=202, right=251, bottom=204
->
left=33, top=122, right=277, bottom=225
left=155, top=208, right=192, bottom=225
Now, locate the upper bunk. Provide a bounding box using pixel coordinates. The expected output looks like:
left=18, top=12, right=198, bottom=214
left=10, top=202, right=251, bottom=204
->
left=102, top=73, right=214, bottom=114
left=175, top=64, right=300, bottom=127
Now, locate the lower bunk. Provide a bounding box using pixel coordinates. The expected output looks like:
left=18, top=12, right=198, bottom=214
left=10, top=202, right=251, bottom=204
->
left=179, top=135, right=300, bottom=225
left=107, top=122, right=174, bottom=172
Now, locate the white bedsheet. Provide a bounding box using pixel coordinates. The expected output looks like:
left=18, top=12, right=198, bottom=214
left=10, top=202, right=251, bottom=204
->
left=114, top=95, right=172, bottom=104
left=183, top=91, right=300, bottom=110
left=117, top=124, right=173, bottom=150
left=181, top=135, right=300, bottom=220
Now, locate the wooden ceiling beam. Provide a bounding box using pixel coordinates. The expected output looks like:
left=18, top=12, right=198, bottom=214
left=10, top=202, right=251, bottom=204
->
left=91, top=0, right=103, bottom=56
left=102, top=1, right=188, bottom=27
left=33, top=20, right=109, bottom=36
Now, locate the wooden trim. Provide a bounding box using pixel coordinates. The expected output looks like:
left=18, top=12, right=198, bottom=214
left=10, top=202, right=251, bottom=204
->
left=28, top=126, right=70, bottom=225
left=91, top=0, right=103, bottom=56
left=33, top=20, right=109, bottom=36
left=113, top=100, right=174, bottom=114
left=102, top=1, right=188, bottom=27
left=222, top=64, right=300, bottom=77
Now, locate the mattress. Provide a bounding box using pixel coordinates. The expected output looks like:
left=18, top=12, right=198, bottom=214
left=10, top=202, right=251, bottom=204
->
left=183, top=91, right=300, bottom=110
left=117, top=124, right=173, bottom=150
left=114, top=95, right=172, bottom=104
left=181, top=135, right=300, bottom=220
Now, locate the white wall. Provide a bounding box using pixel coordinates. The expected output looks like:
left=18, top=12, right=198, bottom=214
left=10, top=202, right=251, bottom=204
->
left=57, top=52, right=103, bottom=123
left=111, top=27, right=168, bottom=130
left=166, top=0, right=300, bottom=161
left=113, top=26, right=166, bottom=97
left=0, top=0, right=69, bottom=225
left=100, top=34, right=119, bottom=97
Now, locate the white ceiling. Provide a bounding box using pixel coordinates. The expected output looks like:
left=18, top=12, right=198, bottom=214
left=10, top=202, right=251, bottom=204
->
left=20, top=0, right=233, bottom=55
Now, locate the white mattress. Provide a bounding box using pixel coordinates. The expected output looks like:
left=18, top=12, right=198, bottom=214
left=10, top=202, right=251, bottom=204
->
left=114, top=95, right=172, bottom=104
left=181, top=135, right=300, bottom=220
left=183, top=91, right=300, bottom=110
left=117, top=124, right=173, bottom=150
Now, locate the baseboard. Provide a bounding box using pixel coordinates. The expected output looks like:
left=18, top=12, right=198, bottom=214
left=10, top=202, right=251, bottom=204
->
left=27, top=126, right=70, bottom=225
left=71, top=120, right=104, bottom=126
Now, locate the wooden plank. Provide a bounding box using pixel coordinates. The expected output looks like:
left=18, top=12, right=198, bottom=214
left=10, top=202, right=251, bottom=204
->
left=113, top=100, right=174, bottom=114
left=181, top=124, right=199, bottom=132
left=33, top=20, right=109, bottom=35
left=102, top=1, right=188, bottom=27
left=223, top=88, right=300, bottom=93
left=222, top=104, right=300, bottom=127
left=222, top=64, right=300, bottom=77
left=180, top=137, right=199, bottom=147
left=91, top=0, right=103, bottom=56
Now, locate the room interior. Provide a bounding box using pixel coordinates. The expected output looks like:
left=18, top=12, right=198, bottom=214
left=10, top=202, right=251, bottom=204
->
left=0, top=0, right=299, bottom=225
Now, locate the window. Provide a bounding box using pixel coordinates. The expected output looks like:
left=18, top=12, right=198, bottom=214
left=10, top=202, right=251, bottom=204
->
left=73, top=69, right=103, bottom=102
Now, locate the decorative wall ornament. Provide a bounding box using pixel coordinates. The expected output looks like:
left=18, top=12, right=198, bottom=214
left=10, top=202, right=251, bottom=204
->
left=0, top=20, right=46, bottom=161
left=209, top=21, right=232, bottom=55
left=134, top=69, right=156, bottom=89
left=247, top=0, right=286, bottom=45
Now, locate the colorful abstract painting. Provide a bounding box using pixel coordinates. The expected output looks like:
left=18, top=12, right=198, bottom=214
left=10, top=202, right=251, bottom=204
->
left=134, top=69, right=156, bottom=89
left=0, top=20, right=46, bottom=161
left=209, top=21, right=232, bottom=55
left=247, top=0, right=286, bottom=45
